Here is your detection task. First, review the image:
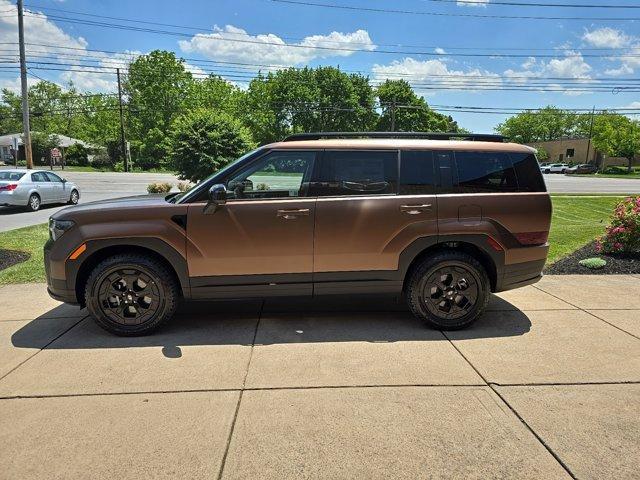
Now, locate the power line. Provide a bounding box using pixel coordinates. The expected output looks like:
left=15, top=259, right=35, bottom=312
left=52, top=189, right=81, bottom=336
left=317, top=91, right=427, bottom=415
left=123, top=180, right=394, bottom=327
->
left=424, top=0, right=640, bottom=7
left=270, top=0, right=640, bottom=20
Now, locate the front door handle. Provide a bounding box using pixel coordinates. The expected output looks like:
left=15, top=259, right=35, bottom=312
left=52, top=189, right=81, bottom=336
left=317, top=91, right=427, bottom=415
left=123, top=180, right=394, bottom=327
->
left=277, top=208, right=310, bottom=219
left=400, top=204, right=432, bottom=215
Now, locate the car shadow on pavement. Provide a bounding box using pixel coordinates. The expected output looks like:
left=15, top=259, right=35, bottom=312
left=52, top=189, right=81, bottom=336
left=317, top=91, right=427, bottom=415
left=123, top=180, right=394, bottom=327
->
left=11, top=294, right=531, bottom=353
left=0, top=204, right=59, bottom=215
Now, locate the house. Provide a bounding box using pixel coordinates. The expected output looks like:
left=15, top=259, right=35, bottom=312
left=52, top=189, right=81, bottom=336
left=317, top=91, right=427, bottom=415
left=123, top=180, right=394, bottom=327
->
left=527, top=137, right=639, bottom=168
left=0, top=133, right=98, bottom=163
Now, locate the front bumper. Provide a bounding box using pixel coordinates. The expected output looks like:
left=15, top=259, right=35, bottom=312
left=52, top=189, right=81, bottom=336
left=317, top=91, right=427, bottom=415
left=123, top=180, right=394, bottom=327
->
left=44, top=239, right=79, bottom=304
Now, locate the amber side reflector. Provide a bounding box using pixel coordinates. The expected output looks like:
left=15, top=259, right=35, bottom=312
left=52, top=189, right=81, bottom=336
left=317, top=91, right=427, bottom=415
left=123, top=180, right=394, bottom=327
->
left=68, top=243, right=86, bottom=260
left=486, top=236, right=504, bottom=252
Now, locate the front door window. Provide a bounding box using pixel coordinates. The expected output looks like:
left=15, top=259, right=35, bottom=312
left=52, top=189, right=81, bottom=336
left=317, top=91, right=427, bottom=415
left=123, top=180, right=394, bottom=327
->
left=226, top=151, right=316, bottom=199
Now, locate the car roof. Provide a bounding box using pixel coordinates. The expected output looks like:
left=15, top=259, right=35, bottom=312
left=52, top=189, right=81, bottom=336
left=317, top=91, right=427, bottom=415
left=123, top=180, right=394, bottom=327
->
left=264, top=138, right=536, bottom=153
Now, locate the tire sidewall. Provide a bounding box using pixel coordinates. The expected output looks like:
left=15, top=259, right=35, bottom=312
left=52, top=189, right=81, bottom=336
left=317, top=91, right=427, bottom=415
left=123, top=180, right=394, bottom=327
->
left=85, top=255, right=177, bottom=335
left=28, top=194, right=40, bottom=211
left=70, top=190, right=79, bottom=204
left=407, top=252, right=489, bottom=330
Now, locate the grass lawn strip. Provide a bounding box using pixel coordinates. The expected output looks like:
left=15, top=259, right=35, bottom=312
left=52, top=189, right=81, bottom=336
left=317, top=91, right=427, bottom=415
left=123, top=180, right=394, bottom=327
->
left=0, top=223, right=48, bottom=285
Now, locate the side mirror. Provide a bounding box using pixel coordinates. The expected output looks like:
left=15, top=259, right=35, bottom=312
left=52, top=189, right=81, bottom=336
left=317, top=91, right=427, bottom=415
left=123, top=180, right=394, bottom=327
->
left=61, top=178, right=67, bottom=183
left=204, top=184, right=227, bottom=214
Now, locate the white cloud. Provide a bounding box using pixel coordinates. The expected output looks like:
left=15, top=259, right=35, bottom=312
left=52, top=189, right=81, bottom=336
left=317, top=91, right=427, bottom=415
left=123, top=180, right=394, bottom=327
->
left=503, top=51, right=593, bottom=95
left=623, top=101, right=640, bottom=109
left=457, top=0, right=490, bottom=7
left=605, top=64, right=634, bottom=76
left=582, top=27, right=632, bottom=48
left=371, top=57, right=501, bottom=94
left=434, top=47, right=446, bottom=55
left=179, top=25, right=375, bottom=65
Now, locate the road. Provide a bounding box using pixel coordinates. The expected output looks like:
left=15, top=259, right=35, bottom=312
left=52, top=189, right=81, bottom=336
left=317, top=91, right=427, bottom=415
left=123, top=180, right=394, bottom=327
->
left=0, top=170, right=179, bottom=232
left=1, top=170, right=639, bottom=232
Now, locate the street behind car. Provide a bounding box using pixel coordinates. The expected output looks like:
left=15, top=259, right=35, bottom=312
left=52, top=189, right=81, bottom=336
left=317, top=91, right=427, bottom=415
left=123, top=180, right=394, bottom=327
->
left=0, top=169, right=80, bottom=211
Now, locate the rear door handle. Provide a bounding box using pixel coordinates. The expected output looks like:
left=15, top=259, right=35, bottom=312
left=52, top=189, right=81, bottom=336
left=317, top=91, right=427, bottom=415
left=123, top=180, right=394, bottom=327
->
left=277, top=208, right=310, bottom=219
left=400, top=204, right=432, bottom=215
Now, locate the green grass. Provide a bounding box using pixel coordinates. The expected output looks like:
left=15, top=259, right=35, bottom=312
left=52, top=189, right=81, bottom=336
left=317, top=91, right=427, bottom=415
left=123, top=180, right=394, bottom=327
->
left=547, top=195, right=622, bottom=263
left=0, top=196, right=628, bottom=284
left=573, top=173, right=640, bottom=179
left=0, top=223, right=48, bottom=284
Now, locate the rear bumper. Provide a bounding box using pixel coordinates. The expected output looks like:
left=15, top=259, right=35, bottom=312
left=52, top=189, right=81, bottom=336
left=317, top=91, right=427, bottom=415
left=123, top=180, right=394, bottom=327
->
left=496, top=258, right=546, bottom=292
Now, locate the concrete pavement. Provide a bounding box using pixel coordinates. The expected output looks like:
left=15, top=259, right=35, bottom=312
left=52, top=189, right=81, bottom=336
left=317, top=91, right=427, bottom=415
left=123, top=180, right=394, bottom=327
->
left=0, top=275, right=638, bottom=479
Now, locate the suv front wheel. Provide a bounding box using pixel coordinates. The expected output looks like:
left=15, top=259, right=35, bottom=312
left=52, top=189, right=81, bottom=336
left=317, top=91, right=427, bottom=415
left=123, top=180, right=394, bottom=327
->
left=406, top=251, right=490, bottom=330
left=85, top=253, right=179, bottom=336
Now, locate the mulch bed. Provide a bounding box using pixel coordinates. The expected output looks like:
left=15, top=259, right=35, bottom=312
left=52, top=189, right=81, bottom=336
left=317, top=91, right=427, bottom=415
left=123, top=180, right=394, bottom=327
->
left=0, top=249, right=30, bottom=271
left=546, top=241, right=640, bottom=275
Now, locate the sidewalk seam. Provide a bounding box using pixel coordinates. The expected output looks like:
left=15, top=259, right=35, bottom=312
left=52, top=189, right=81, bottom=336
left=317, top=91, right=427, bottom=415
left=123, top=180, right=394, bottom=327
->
left=0, top=315, right=89, bottom=384
left=216, top=299, right=264, bottom=480
left=441, top=330, right=578, bottom=480
left=533, top=285, right=640, bottom=341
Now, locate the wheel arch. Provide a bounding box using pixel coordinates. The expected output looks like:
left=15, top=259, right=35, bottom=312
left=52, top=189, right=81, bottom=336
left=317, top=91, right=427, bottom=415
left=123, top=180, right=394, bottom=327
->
left=400, top=235, right=502, bottom=293
left=71, top=238, right=190, bottom=306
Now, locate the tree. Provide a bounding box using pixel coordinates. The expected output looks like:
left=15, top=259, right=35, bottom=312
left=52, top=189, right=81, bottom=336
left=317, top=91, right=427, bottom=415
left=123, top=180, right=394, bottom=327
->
left=375, top=80, right=457, bottom=132
left=244, top=67, right=378, bottom=144
left=64, top=142, right=89, bottom=167
left=30, top=133, right=61, bottom=166
left=495, top=106, right=583, bottom=143
left=167, top=109, right=255, bottom=182
left=591, top=113, right=640, bottom=172
left=126, top=50, right=194, bottom=168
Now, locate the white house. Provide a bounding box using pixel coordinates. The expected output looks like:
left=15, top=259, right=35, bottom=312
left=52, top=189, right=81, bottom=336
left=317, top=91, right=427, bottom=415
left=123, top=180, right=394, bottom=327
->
left=0, top=132, right=98, bottom=162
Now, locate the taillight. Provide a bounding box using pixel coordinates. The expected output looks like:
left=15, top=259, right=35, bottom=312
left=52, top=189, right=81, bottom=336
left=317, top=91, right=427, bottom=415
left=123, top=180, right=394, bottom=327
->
left=0, top=184, right=18, bottom=191
left=514, top=231, right=549, bottom=246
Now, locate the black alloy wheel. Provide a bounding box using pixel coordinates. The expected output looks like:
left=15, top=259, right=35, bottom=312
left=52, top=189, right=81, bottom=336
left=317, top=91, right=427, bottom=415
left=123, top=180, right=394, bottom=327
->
left=406, top=251, right=489, bottom=330
left=85, top=254, right=179, bottom=336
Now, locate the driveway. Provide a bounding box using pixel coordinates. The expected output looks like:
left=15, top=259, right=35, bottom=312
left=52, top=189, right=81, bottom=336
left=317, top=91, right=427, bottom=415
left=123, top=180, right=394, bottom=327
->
left=0, top=275, right=638, bottom=479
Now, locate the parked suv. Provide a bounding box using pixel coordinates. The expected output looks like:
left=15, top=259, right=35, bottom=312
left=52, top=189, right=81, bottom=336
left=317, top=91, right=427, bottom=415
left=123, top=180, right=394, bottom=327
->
left=45, top=132, right=551, bottom=335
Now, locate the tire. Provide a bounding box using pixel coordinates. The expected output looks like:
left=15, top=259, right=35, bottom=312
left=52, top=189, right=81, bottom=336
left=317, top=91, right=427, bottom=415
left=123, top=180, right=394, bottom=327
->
left=84, top=253, right=179, bottom=336
left=405, top=251, right=490, bottom=330
left=68, top=189, right=79, bottom=205
left=27, top=193, right=40, bottom=212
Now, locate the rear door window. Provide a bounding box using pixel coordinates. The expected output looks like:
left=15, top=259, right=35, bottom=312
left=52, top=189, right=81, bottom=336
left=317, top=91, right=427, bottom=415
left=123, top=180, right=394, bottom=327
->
left=400, top=150, right=435, bottom=195
left=309, top=150, right=398, bottom=196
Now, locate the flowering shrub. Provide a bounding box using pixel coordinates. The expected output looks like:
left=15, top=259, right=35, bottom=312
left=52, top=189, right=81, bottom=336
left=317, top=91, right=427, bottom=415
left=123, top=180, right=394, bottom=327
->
left=596, top=196, right=640, bottom=254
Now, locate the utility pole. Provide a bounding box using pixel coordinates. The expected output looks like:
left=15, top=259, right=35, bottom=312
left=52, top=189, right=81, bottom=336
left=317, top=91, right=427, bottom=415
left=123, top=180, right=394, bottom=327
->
left=116, top=68, right=129, bottom=172
left=17, top=0, right=33, bottom=169
left=585, top=106, right=595, bottom=169
left=390, top=98, right=397, bottom=132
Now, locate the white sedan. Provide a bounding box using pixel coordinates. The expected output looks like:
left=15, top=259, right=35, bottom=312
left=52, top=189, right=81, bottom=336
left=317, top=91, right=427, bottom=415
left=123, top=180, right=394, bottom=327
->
left=0, top=169, right=80, bottom=211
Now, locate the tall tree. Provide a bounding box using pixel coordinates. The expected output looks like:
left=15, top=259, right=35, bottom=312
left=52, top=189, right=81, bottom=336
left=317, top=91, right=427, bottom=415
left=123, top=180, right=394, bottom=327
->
left=126, top=50, right=194, bottom=167
left=495, top=106, right=584, bottom=143
left=375, top=80, right=457, bottom=132
left=591, top=113, right=640, bottom=172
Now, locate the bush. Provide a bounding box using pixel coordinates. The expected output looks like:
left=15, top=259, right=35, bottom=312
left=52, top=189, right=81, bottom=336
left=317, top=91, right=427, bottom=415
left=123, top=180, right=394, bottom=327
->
left=64, top=143, right=89, bottom=167
left=167, top=109, right=255, bottom=183
left=578, top=257, right=606, bottom=269
left=177, top=181, right=191, bottom=192
left=91, top=153, right=115, bottom=170
left=602, top=166, right=630, bottom=175
left=596, top=196, right=640, bottom=254
left=147, top=182, right=172, bottom=193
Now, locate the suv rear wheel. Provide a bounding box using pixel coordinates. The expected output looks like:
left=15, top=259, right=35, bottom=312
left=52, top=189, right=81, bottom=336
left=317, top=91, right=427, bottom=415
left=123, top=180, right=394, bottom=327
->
left=405, top=251, right=490, bottom=330
left=85, top=253, right=179, bottom=336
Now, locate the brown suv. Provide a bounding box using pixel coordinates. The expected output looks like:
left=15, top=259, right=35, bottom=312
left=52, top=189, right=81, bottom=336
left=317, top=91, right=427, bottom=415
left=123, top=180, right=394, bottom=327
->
left=45, top=132, right=551, bottom=336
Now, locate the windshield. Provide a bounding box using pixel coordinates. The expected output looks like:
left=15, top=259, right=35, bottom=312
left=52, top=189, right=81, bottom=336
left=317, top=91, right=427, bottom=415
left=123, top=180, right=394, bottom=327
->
left=173, top=147, right=263, bottom=203
left=0, top=171, right=25, bottom=181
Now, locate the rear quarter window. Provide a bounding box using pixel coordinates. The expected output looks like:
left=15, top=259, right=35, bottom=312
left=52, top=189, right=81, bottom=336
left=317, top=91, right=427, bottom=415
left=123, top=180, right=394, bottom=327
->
left=510, top=152, right=547, bottom=192
left=452, top=151, right=518, bottom=194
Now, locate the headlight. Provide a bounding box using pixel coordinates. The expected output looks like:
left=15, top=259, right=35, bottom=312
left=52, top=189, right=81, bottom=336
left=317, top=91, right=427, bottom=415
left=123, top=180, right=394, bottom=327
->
left=49, top=218, right=75, bottom=241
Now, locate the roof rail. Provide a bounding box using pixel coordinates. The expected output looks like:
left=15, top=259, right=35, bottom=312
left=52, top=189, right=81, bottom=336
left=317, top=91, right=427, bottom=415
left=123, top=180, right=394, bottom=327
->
left=282, top=132, right=505, bottom=143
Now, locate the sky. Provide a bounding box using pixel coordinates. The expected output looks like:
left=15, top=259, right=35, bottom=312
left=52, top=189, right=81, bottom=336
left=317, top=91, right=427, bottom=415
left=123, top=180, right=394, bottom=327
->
left=1, top=0, right=640, bottom=132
